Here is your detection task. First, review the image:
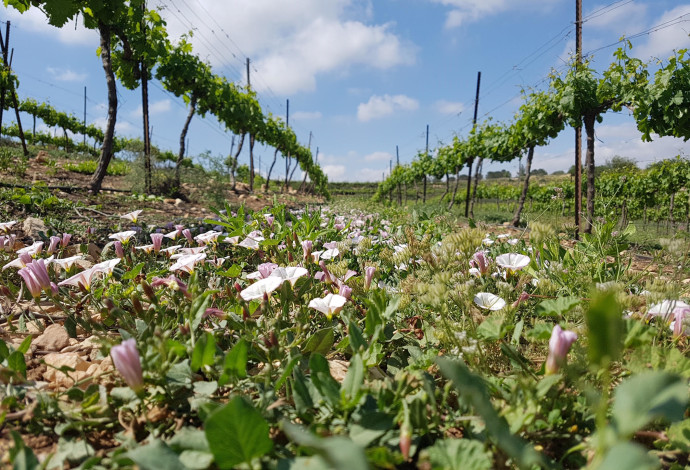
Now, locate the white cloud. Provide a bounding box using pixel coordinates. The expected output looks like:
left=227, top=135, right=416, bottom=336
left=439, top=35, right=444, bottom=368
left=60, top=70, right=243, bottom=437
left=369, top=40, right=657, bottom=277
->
left=322, top=164, right=347, bottom=180
left=130, top=100, right=172, bottom=118
left=292, top=111, right=322, bottom=120
left=435, top=100, right=465, bottom=115
left=2, top=6, right=98, bottom=45
left=635, top=5, right=690, bottom=60
left=357, top=94, right=419, bottom=121
left=46, top=67, right=87, bottom=82
left=158, top=0, right=415, bottom=95
left=591, top=122, right=690, bottom=165
left=584, top=2, right=648, bottom=33
left=430, top=0, right=559, bottom=28
left=364, top=151, right=393, bottom=162
left=356, top=167, right=388, bottom=182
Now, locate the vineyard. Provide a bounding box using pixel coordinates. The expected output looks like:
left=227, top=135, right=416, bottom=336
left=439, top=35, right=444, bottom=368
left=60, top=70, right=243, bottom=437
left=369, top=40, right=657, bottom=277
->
left=2, top=1, right=690, bottom=470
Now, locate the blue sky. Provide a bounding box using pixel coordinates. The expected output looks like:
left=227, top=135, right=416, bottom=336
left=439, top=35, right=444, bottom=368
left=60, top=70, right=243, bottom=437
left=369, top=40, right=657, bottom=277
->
left=2, top=0, right=690, bottom=182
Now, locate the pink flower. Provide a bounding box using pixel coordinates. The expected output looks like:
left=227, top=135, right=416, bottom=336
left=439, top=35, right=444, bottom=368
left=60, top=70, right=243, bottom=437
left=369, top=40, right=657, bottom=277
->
left=150, top=233, right=164, bottom=253
left=110, top=338, right=144, bottom=392
left=61, top=233, right=72, bottom=248
left=545, top=325, right=578, bottom=375
left=470, top=251, right=491, bottom=275
left=182, top=228, right=194, bottom=245
left=339, top=284, right=352, bottom=300
left=258, top=262, right=279, bottom=279
left=18, top=259, right=52, bottom=298
left=302, top=240, right=313, bottom=261
left=264, top=214, right=274, bottom=228
left=169, top=253, right=206, bottom=274
left=58, top=267, right=99, bottom=291
left=114, top=241, right=125, bottom=258
left=47, top=236, right=61, bottom=255
left=151, top=275, right=190, bottom=297
left=511, top=291, right=531, bottom=308
left=364, top=266, right=376, bottom=290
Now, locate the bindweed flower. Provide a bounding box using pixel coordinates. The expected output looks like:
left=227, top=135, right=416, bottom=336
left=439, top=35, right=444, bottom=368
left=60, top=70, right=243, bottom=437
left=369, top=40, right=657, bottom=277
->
left=470, top=251, right=491, bottom=275
left=18, top=259, right=53, bottom=298
left=135, top=244, right=155, bottom=254
left=47, top=236, right=61, bottom=255
left=364, top=266, right=376, bottom=290
left=339, top=284, right=352, bottom=300
left=302, top=240, right=313, bottom=261
left=268, top=267, right=309, bottom=286
left=240, top=276, right=283, bottom=301
left=50, top=255, right=83, bottom=272
left=17, top=241, right=44, bottom=257
left=308, top=293, right=347, bottom=319
left=495, top=253, right=531, bottom=275
left=647, top=300, right=690, bottom=321
left=511, top=291, right=531, bottom=308
left=58, top=267, right=99, bottom=291
left=264, top=214, right=274, bottom=228
left=110, top=338, right=144, bottom=392
left=473, top=292, right=506, bottom=311
left=182, top=228, right=194, bottom=245
left=61, top=233, right=72, bottom=248
left=109, top=230, right=137, bottom=244
left=151, top=274, right=190, bottom=297
left=2, top=253, right=33, bottom=271
left=114, top=241, right=125, bottom=258
left=0, top=220, right=17, bottom=233
left=195, top=230, right=223, bottom=246
left=258, top=262, right=279, bottom=279
left=169, top=253, right=206, bottom=274
left=150, top=233, right=164, bottom=253
left=120, top=210, right=143, bottom=224
left=545, top=325, right=578, bottom=374
left=93, top=258, right=121, bottom=276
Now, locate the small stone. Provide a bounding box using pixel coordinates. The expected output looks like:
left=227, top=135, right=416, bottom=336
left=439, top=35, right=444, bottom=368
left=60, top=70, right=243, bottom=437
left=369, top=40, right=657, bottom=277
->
left=174, top=198, right=183, bottom=206
left=33, top=324, right=71, bottom=351
left=35, top=151, right=51, bottom=163
left=22, top=217, right=48, bottom=240
left=163, top=198, right=176, bottom=205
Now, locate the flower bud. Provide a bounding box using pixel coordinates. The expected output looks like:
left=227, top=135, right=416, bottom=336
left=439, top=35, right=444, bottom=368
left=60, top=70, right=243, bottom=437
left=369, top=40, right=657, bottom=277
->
left=545, top=325, right=577, bottom=374
left=110, top=338, right=144, bottom=393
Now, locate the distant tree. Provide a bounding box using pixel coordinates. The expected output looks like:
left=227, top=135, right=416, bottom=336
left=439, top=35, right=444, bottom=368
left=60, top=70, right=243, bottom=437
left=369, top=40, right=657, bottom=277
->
left=486, top=170, right=511, bottom=179
left=532, top=168, right=548, bottom=176
left=551, top=170, right=566, bottom=175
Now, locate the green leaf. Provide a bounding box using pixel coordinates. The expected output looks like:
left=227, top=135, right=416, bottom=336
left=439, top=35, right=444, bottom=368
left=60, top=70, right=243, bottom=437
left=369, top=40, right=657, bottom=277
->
left=282, top=421, right=369, bottom=470
left=341, top=354, right=364, bottom=406
left=122, top=262, right=145, bottom=280
left=204, top=396, right=273, bottom=469
left=476, top=314, right=504, bottom=341
left=9, top=431, right=38, bottom=470
left=190, top=291, right=215, bottom=332
left=595, top=442, right=658, bottom=470
left=309, top=353, right=340, bottom=407
left=220, top=339, right=248, bottom=384
left=303, top=328, right=334, bottom=356
left=191, top=332, right=216, bottom=372
left=585, top=291, right=623, bottom=368
left=16, top=335, right=32, bottom=354
left=349, top=412, right=394, bottom=447
left=425, top=438, right=492, bottom=470
left=0, top=339, right=9, bottom=361
left=126, top=439, right=187, bottom=470
left=348, top=320, right=368, bottom=354
left=8, top=351, right=26, bottom=378
left=611, top=371, right=687, bottom=438
left=667, top=419, right=690, bottom=453
left=292, top=367, right=314, bottom=414
left=535, top=296, right=580, bottom=318
left=436, top=357, right=544, bottom=469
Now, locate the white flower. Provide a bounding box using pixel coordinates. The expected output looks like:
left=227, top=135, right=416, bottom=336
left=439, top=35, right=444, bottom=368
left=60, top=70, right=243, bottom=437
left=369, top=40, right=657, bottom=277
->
left=120, top=210, right=143, bottom=223
left=135, top=244, right=155, bottom=254
left=269, top=267, right=309, bottom=286
left=239, top=235, right=264, bottom=250
left=482, top=238, right=494, bottom=246
left=17, top=241, right=44, bottom=256
left=0, top=220, right=17, bottom=232
left=473, top=292, right=506, bottom=311
left=240, top=276, right=283, bottom=301
left=109, top=230, right=137, bottom=244
left=169, top=253, right=207, bottom=274
left=93, top=258, right=121, bottom=276
left=50, top=255, right=83, bottom=271
left=495, top=253, right=530, bottom=272
left=170, top=246, right=206, bottom=259
left=308, top=293, right=347, bottom=319
left=647, top=300, right=690, bottom=321
left=320, top=248, right=340, bottom=260
left=195, top=230, right=223, bottom=245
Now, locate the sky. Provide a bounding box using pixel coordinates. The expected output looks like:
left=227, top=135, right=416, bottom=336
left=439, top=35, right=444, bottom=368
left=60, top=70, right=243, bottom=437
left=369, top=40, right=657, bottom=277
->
left=1, top=0, right=690, bottom=182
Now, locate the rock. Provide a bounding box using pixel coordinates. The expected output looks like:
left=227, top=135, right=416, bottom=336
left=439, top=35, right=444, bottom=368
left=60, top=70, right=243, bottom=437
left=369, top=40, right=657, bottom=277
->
left=328, top=359, right=349, bottom=383
left=22, top=217, right=47, bottom=240
left=174, top=198, right=183, bottom=206
left=43, top=352, right=91, bottom=388
left=33, top=324, right=71, bottom=351
left=163, top=198, right=176, bottom=205
left=35, top=151, right=50, bottom=164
